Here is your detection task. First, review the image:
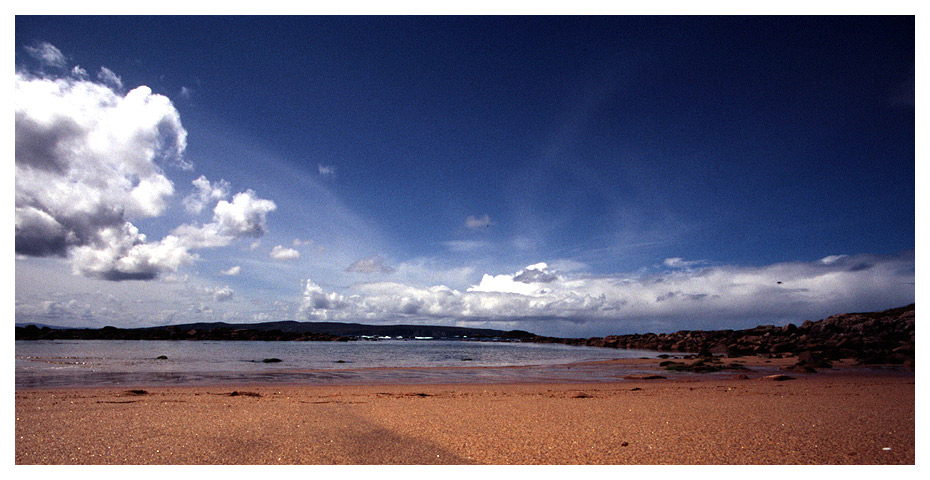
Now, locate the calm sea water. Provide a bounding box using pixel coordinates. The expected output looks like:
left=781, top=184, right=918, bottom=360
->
left=15, top=339, right=665, bottom=388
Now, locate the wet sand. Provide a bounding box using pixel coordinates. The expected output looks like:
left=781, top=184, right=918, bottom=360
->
left=15, top=359, right=914, bottom=465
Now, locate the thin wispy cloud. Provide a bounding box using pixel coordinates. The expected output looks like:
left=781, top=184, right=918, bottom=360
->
left=465, top=214, right=493, bottom=229
left=442, top=240, right=490, bottom=253
left=663, top=257, right=706, bottom=269
left=96, top=66, right=122, bottom=90
left=345, top=256, right=395, bottom=274
left=318, top=163, right=336, bottom=176
left=24, top=41, right=66, bottom=68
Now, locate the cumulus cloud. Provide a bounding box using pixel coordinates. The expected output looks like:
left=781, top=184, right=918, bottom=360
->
left=69, top=225, right=195, bottom=280
left=298, top=280, right=348, bottom=319
left=16, top=65, right=185, bottom=274
left=209, top=286, right=235, bottom=302
left=212, top=191, right=277, bottom=238
left=184, top=175, right=230, bottom=214
left=513, top=263, right=559, bottom=284
left=468, top=263, right=558, bottom=296
left=25, top=42, right=66, bottom=68
left=221, top=265, right=241, bottom=276
left=15, top=44, right=275, bottom=281
left=297, top=253, right=915, bottom=334
left=346, top=256, right=395, bottom=274
left=172, top=189, right=277, bottom=248
left=270, top=245, right=300, bottom=260
left=465, top=214, right=493, bottom=229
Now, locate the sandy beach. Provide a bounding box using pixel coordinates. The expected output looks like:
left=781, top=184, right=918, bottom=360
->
left=14, top=357, right=914, bottom=465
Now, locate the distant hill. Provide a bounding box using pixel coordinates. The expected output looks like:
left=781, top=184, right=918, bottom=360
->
left=140, top=320, right=512, bottom=338
left=15, top=320, right=522, bottom=341
left=14, top=322, right=74, bottom=330
left=15, top=304, right=916, bottom=367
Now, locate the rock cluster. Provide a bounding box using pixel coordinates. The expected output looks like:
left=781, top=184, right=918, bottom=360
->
left=524, top=304, right=915, bottom=365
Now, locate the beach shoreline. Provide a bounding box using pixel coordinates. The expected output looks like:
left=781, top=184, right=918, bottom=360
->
left=15, top=358, right=915, bottom=465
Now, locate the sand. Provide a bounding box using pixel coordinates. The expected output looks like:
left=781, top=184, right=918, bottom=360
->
left=14, top=360, right=914, bottom=465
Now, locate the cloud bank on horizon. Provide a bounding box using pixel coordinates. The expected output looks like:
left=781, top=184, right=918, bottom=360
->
left=298, top=253, right=914, bottom=334
left=13, top=30, right=915, bottom=336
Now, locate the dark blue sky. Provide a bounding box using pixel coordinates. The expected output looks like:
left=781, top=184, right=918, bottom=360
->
left=14, top=16, right=915, bottom=334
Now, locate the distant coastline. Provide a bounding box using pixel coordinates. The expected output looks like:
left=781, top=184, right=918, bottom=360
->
left=16, top=304, right=915, bottom=368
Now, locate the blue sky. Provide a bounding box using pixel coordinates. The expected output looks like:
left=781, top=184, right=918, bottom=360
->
left=13, top=15, right=915, bottom=336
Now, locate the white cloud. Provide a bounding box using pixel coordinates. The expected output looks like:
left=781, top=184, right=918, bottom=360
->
left=221, top=265, right=241, bottom=276
left=96, top=66, right=123, bottom=90
left=346, top=255, right=395, bottom=274
left=318, top=163, right=336, bottom=176
left=14, top=46, right=275, bottom=281
left=298, top=280, right=348, bottom=320
left=663, top=257, right=705, bottom=269
left=184, top=175, right=230, bottom=214
left=210, top=286, right=235, bottom=302
left=465, top=214, right=493, bottom=229
left=25, top=42, right=66, bottom=68
left=213, top=190, right=277, bottom=238
left=296, top=253, right=914, bottom=334
left=69, top=226, right=195, bottom=280
left=15, top=66, right=187, bottom=278
left=173, top=189, right=277, bottom=249
left=270, top=245, right=300, bottom=260
left=468, top=263, right=557, bottom=296
left=820, top=254, right=848, bottom=265
left=442, top=240, right=489, bottom=253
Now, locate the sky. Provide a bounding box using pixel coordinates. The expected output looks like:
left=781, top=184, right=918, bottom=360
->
left=12, top=15, right=916, bottom=337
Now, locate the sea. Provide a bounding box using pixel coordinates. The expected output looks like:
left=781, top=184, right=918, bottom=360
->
left=15, top=339, right=667, bottom=389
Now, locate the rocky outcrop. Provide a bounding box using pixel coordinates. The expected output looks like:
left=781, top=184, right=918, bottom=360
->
left=524, top=304, right=915, bottom=365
